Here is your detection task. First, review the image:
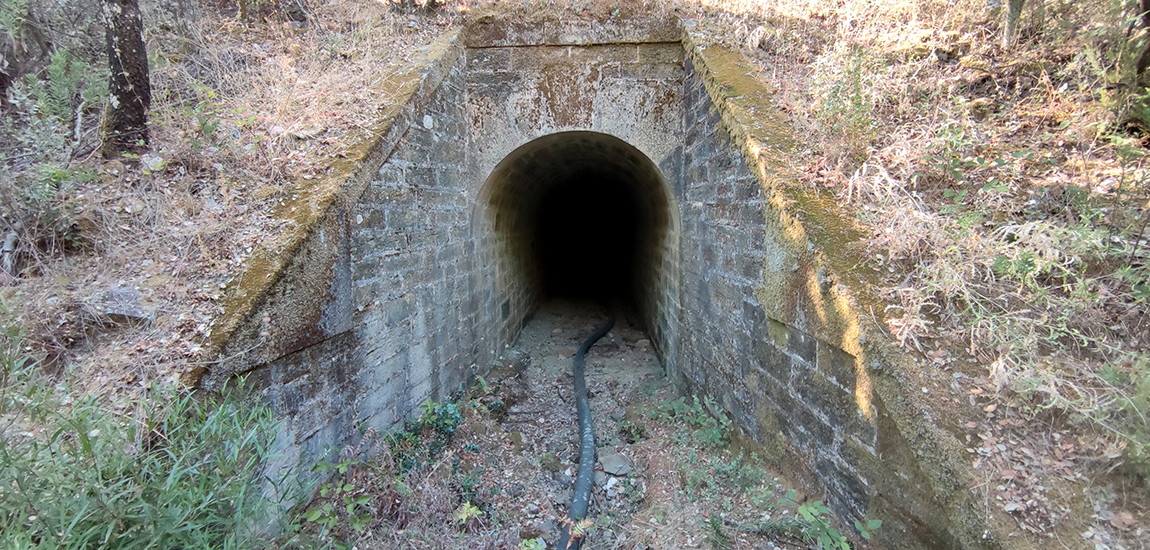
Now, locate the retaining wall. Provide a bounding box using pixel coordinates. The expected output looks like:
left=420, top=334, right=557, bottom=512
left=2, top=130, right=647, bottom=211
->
left=203, top=15, right=1003, bottom=549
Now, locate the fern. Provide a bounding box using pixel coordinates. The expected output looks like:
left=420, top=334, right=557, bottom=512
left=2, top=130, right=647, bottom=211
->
left=21, top=49, right=108, bottom=126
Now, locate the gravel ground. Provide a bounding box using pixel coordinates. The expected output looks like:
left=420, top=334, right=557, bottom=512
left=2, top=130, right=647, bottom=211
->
left=457, top=298, right=669, bottom=547
left=329, top=299, right=799, bottom=550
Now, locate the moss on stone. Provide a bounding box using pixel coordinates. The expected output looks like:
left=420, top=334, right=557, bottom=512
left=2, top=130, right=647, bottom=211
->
left=684, top=26, right=1004, bottom=550
left=198, top=30, right=464, bottom=388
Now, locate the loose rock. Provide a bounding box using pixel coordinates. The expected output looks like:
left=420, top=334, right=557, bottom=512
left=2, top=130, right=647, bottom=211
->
left=101, top=286, right=151, bottom=325
left=599, top=451, right=633, bottom=476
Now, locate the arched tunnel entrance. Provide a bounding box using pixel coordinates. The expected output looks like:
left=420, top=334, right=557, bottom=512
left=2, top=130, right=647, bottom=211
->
left=482, top=131, right=675, bottom=333
left=203, top=29, right=975, bottom=547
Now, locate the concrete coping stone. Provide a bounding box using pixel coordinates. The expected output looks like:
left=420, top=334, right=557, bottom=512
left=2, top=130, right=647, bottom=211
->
left=199, top=29, right=465, bottom=388
left=462, top=13, right=682, bottom=48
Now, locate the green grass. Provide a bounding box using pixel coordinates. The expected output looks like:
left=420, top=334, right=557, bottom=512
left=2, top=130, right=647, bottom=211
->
left=0, top=308, right=281, bottom=549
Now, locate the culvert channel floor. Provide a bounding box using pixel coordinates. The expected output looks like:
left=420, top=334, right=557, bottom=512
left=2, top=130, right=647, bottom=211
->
left=304, top=300, right=815, bottom=550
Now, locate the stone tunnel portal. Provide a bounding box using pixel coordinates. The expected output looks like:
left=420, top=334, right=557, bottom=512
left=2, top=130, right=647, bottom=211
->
left=202, top=22, right=996, bottom=546
left=482, top=131, right=674, bottom=327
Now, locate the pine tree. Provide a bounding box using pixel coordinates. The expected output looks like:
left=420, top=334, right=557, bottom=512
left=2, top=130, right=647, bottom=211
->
left=102, top=0, right=151, bottom=156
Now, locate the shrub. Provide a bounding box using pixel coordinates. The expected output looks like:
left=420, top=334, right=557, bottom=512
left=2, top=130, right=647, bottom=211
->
left=811, top=47, right=878, bottom=161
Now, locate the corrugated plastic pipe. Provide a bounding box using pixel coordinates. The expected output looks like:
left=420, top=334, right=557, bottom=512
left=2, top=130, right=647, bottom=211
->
left=557, top=317, right=615, bottom=550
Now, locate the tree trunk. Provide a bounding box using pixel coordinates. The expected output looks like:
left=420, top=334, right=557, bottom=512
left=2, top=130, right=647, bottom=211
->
left=1, top=4, right=55, bottom=108
left=1137, top=0, right=1150, bottom=84
left=1002, top=0, right=1026, bottom=49
left=102, top=0, right=151, bottom=157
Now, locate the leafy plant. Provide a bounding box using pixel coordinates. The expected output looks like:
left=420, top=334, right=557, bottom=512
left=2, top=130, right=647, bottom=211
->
left=618, top=418, right=646, bottom=443
left=419, top=399, right=463, bottom=439
left=854, top=518, right=884, bottom=542
left=0, top=0, right=28, bottom=37
left=925, top=119, right=1029, bottom=205
left=678, top=447, right=770, bottom=503
left=794, top=500, right=850, bottom=550
left=418, top=399, right=462, bottom=458
left=448, top=453, right=485, bottom=505
left=385, top=428, right=426, bottom=472
left=519, top=537, right=546, bottom=550
left=454, top=501, right=483, bottom=525
left=303, top=459, right=373, bottom=536
left=18, top=49, right=107, bottom=127
left=728, top=486, right=881, bottom=550
left=1096, top=354, right=1150, bottom=477
left=812, top=47, right=878, bottom=157
left=559, top=517, right=595, bottom=546
left=13, top=162, right=97, bottom=256
left=655, top=395, right=731, bottom=449
left=180, top=83, right=223, bottom=150
left=778, top=489, right=874, bottom=550
left=384, top=398, right=465, bottom=472
left=704, top=513, right=732, bottom=550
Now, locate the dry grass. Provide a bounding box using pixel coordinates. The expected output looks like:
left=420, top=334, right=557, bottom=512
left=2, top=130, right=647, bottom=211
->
left=4, top=0, right=1150, bottom=546
left=725, top=0, right=1150, bottom=544
left=2, top=0, right=451, bottom=399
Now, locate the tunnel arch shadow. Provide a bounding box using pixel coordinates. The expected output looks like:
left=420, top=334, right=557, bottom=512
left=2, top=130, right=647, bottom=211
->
left=477, top=131, right=679, bottom=333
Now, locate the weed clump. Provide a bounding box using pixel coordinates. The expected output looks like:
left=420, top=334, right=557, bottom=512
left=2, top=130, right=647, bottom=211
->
left=654, top=395, right=732, bottom=449
left=294, top=396, right=482, bottom=548
left=0, top=308, right=280, bottom=549
left=386, top=399, right=463, bottom=471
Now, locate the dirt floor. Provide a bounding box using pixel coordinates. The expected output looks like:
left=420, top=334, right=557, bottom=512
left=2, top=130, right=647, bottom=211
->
left=302, top=299, right=809, bottom=550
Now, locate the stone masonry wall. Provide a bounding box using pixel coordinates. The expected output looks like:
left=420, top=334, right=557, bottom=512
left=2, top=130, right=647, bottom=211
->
left=466, top=41, right=685, bottom=347
left=240, top=41, right=491, bottom=492
left=208, top=18, right=998, bottom=548
left=348, top=49, right=493, bottom=440
left=676, top=36, right=989, bottom=547
left=676, top=53, right=902, bottom=537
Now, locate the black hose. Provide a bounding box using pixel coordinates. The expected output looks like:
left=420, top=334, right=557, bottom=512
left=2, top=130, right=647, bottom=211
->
left=558, top=317, right=614, bottom=550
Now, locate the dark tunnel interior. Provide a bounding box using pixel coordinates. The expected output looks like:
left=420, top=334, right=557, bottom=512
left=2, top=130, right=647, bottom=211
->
left=533, top=174, right=641, bottom=301
left=482, top=131, right=672, bottom=323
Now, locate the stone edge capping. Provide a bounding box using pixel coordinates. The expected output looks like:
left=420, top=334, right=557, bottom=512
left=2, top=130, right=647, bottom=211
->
left=194, top=30, right=465, bottom=390
left=461, top=11, right=681, bottom=48
left=680, top=22, right=1003, bottom=550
